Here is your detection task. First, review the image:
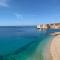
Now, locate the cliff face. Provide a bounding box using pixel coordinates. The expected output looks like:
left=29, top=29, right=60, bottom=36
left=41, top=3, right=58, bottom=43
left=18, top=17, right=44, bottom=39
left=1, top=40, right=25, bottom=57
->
left=37, top=24, right=50, bottom=29
left=50, top=23, right=60, bottom=29
left=40, top=24, right=49, bottom=29
left=37, top=23, right=60, bottom=29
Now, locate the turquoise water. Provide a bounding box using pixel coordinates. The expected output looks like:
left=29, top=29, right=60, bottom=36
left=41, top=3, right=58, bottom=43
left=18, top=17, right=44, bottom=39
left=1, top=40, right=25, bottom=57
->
left=0, top=26, right=54, bottom=60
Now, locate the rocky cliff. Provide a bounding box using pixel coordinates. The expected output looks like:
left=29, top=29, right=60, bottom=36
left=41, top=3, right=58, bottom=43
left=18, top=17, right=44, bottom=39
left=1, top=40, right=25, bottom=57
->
left=37, top=23, right=60, bottom=29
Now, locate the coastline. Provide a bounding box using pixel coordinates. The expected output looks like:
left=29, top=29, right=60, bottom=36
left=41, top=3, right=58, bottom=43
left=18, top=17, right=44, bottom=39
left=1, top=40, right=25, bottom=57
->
left=50, top=34, right=60, bottom=60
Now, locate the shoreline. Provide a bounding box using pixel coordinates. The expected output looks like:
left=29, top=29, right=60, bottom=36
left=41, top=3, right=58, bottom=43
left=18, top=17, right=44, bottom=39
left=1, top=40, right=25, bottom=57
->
left=50, top=34, right=60, bottom=60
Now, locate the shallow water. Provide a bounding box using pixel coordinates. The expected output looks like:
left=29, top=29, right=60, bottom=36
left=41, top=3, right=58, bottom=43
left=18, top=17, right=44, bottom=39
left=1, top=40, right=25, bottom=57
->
left=0, top=26, right=55, bottom=60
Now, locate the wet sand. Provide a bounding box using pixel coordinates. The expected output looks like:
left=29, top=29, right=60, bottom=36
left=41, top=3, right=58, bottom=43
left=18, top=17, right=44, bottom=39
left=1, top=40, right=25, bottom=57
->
left=50, top=34, right=60, bottom=60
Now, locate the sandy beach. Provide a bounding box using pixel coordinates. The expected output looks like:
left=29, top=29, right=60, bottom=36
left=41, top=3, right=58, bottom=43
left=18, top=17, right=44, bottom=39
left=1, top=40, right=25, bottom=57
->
left=50, top=34, right=60, bottom=60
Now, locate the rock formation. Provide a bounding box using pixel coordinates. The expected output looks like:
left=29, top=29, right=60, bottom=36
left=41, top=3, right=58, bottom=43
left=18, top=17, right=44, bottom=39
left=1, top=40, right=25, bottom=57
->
left=37, top=23, right=60, bottom=30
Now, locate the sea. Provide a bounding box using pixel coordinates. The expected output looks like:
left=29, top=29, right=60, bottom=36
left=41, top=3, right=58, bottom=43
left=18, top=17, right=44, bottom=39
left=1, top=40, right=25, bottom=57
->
left=0, top=26, right=59, bottom=60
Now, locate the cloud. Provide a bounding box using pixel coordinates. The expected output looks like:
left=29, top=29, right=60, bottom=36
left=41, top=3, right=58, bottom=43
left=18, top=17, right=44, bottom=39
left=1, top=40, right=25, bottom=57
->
left=15, top=13, right=23, bottom=20
left=0, top=0, right=10, bottom=7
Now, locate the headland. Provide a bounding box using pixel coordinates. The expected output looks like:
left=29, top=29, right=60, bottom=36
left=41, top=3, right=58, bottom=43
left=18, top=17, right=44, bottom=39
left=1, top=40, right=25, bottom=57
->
left=37, top=23, right=60, bottom=30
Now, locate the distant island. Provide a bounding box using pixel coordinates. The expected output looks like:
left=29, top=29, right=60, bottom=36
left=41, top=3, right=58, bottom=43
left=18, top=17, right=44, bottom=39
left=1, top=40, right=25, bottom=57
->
left=37, top=23, right=60, bottom=30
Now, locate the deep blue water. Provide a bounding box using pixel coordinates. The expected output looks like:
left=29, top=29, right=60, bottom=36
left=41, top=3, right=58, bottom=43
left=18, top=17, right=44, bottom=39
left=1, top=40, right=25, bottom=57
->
left=0, top=26, right=45, bottom=55
left=0, top=26, right=60, bottom=60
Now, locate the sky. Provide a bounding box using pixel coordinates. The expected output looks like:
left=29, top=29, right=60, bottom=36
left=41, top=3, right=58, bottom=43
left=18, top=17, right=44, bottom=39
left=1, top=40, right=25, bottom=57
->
left=0, top=0, right=60, bottom=26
